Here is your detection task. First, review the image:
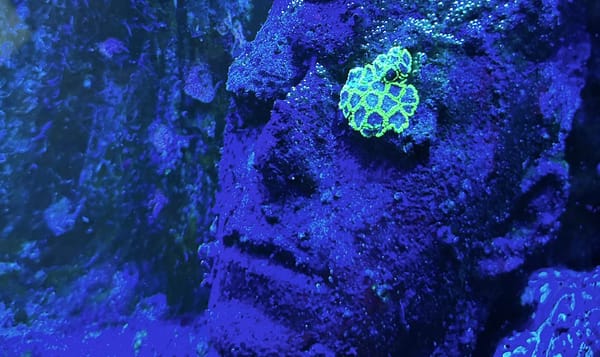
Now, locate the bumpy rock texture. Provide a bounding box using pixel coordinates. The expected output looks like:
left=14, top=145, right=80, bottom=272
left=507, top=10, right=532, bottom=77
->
left=0, top=0, right=255, bottom=353
left=207, top=0, right=593, bottom=355
left=495, top=267, right=600, bottom=357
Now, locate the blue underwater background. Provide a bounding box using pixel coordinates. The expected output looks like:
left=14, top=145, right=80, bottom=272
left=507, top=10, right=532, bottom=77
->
left=1, top=0, right=600, bottom=355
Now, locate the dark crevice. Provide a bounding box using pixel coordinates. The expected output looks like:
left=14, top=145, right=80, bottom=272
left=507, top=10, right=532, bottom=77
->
left=222, top=231, right=329, bottom=279
left=247, top=0, right=274, bottom=41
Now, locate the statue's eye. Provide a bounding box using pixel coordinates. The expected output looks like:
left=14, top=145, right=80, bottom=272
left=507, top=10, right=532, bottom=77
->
left=385, top=69, right=397, bottom=82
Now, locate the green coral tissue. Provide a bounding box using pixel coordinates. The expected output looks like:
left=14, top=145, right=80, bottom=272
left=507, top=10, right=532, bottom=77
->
left=339, top=47, right=420, bottom=138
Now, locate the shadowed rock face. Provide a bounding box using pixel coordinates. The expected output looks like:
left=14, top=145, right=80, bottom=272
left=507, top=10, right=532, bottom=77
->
left=207, top=0, right=590, bottom=355
left=0, top=0, right=30, bottom=64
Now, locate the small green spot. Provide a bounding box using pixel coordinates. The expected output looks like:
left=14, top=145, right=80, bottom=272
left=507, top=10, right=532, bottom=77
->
left=382, top=95, right=397, bottom=113
left=350, top=93, right=361, bottom=109
left=366, top=93, right=379, bottom=107
left=371, top=81, right=385, bottom=92
left=353, top=107, right=367, bottom=128
left=338, top=46, right=420, bottom=138
left=367, top=112, right=384, bottom=127
left=388, top=112, right=408, bottom=131
left=388, top=83, right=402, bottom=97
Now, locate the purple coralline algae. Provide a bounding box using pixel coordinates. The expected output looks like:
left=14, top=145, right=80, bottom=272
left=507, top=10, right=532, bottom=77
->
left=184, top=62, right=217, bottom=103
left=226, top=0, right=357, bottom=101
left=43, top=196, right=84, bottom=237
left=0, top=0, right=229, bottom=353
left=495, top=267, right=600, bottom=357
left=147, top=188, right=169, bottom=225
left=96, top=37, right=128, bottom=59
left=148, top=121, right=189, bottom=175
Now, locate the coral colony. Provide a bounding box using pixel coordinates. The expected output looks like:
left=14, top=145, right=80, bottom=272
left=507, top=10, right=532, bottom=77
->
left=339, top=46, right=419, bottom=138
left=0, top=0, right=599, bottom=355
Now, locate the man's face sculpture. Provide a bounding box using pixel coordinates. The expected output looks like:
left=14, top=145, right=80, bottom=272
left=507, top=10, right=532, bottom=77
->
left=204, top=0, right=588, bottom=355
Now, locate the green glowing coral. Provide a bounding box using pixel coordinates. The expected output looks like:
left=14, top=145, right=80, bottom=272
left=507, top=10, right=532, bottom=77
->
left=339, top=47, right=420, bottom=138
